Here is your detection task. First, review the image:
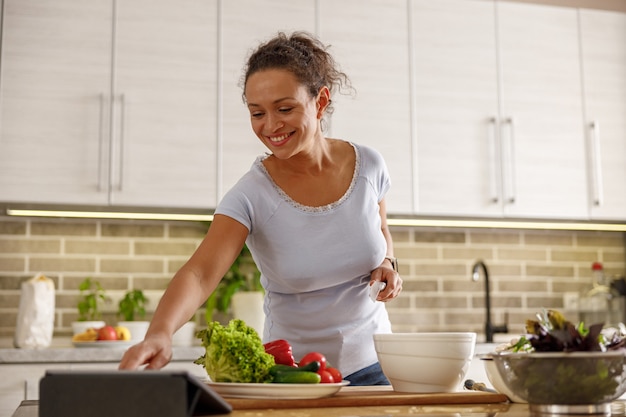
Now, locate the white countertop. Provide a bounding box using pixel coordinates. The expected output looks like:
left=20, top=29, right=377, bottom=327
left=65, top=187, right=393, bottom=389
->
left=0, top=337, right=204, bottom=364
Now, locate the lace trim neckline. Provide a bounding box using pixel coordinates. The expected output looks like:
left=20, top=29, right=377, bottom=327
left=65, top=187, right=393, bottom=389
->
left=256, top=142, right=360, bottom=213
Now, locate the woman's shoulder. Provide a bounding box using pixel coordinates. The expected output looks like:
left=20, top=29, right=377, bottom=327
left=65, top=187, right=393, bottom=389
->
left=348, top=141, right=387, bottom=171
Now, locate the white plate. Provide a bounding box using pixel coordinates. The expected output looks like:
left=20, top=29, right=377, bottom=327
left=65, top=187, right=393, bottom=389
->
left=72, top=341, right=134, bottom=348
left=207, top=380, right=350, bottom=399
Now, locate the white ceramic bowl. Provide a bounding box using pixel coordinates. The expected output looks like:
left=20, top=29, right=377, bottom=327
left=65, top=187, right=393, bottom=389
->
left=374, top=332, right=476, bottom=359
left=374, top=332, right=477, bottom=393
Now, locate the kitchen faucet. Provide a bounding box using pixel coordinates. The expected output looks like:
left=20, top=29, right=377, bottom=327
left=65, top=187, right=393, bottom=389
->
left=471, top=260, right=508, bottom=343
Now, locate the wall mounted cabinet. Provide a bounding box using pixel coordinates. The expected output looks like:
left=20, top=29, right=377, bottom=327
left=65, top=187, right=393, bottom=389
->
left=0, top=0, right=218, bottom=209
left=0, top=0, right=624, bottom=221
left=218, top=0, right=316, bottom=200
left=579, top=9, right=626, bottom=220
left=411, top=0, right=588, bottom=219
left=318, top=0, right=413, bottom=214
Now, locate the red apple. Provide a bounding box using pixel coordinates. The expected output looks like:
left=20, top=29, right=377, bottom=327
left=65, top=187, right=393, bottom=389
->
left=97, top=325, right=118, bottom=341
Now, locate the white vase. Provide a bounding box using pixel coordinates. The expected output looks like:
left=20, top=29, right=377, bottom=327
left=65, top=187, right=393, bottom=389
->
left=231, top=292, right=264, bottom=337
left=117, top=321, right=150, bottom=343
left=172, top=321, right=197, bottom=346
left=72, top=321, right=106, bottom=335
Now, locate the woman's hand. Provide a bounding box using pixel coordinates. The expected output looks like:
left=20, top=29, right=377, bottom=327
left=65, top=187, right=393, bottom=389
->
left=369, top=260, right=402, bottom=302
left=118, top=332, right=173, bottom=370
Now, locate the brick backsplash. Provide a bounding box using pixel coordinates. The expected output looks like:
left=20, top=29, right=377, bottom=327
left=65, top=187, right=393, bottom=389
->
left=0, top=217, right=625, bottom=341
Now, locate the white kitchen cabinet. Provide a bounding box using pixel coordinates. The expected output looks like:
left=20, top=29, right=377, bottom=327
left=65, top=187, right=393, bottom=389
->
left=0, top=0, right=112, bottom=205
left=411, top=0, right=588, bottom=219
left=218, top=0, right=316, bottom=200
left=496, top=2, right=587, bottom=219
left=0, top=0, right=219, bottom=209
left=579, top=9, right=626, bottom=221
left=318, top=0, right=413, bottom=214
left=0, top=363, right=66, bottom=417
left=410, top=0, right=501, bottom=217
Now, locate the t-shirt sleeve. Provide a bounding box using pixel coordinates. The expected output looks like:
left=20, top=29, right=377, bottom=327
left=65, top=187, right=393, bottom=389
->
left=358, top=144, right=391, bottom=202
left=214, top=182, right=254, bottom=233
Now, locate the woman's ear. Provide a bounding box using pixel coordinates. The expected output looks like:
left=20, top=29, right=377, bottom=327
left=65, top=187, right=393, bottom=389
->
left=316, top=86, right=331, bottom=119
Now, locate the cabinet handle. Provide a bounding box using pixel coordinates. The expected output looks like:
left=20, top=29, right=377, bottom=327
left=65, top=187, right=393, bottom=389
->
left=118, top=94, right=126, bottom=191
left=589, top=120, right=604, bottom=206
left=502, top=117, right=516, bottom=204
left=488, top=117, right=500, bottom=204
left=97, top=94, right=106, bottom=192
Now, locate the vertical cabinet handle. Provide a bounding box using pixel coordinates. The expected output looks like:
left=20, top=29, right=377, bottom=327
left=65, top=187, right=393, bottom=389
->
left=589, top=120, right=603, bottom=206
left=97, top=94, right=106, bottom=192
left=488, top=117, right=500, bottom=204
left=501, top=117, right=516, bottom=204
left=117, top=94, right=126, bottom=191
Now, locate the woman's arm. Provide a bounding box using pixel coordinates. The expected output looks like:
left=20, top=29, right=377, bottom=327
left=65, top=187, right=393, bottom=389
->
left=118, top=214, right=249, bottom=369
left=370, top=198, right=402, bottom=301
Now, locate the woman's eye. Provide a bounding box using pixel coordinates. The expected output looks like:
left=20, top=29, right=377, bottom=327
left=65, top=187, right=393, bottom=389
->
left=278, top=107, right=293, bottom=113
left=251, top=112, right=264, bottom=118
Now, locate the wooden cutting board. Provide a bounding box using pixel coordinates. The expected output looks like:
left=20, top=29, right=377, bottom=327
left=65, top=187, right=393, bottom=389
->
left=224, top=386, right=509, bottom=410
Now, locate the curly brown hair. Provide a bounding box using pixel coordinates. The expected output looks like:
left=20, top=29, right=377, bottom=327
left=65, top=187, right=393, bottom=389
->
left=241, top=31, right=353, bottom=119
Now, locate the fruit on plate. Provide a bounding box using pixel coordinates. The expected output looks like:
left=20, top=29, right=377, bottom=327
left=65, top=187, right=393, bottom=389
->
left=97, top=325, right=119, bottom=341
left=115, top=325, right=131, bottom=341
left=71, top=327, right=98, bottom=342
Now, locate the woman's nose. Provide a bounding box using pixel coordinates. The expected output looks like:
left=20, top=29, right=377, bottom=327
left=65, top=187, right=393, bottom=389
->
left=268, top=116, right=284, bottom=131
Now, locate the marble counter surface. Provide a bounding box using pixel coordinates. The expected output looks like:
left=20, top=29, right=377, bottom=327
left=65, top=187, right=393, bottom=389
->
left=12, top=399, right=529, bottom=417
left=0, top=338, right=204, bottom=364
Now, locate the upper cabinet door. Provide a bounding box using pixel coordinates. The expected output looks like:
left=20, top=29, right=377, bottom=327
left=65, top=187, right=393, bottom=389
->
left=497, top=2, right=588, bottom=219
left=579, top=9, right=626, bottom=221
left=318, top=0, right=413, bottom=215
left=410, top=0, right=501, bottom=217
left=112, top=0, right=218, bottom=209
left=0, top=0, right=113, bottom=205
left=412, top=0, right=588, bottom=219
left=219, top=0, right=316, bottom=201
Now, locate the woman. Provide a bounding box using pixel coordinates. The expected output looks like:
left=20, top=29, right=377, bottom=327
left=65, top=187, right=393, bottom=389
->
left=119, top=31, right=402, bottom=386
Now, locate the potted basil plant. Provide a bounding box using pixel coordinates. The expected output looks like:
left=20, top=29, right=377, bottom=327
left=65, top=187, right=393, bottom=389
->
left=72, top=277, right=109, bottom=335
left=117, top=289, right=150, bottom=343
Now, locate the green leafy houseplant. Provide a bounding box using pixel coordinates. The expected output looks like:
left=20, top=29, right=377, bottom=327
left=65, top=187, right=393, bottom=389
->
left=118, top=289, right=148, bottom=322
left=77, top=277, right=110, bottom=321
left=205, top=245, right=262, bottom=324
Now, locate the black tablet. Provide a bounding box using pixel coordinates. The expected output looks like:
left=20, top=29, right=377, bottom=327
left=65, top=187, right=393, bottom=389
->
left=39, top=370, right=232, bottom=417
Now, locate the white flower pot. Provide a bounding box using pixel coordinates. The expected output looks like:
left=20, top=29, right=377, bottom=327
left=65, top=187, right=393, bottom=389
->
left=173, top=321, right=197, bottom=346
left=117, top=321, right=150, bottom=343
left=72, top=321, right=106, bottom=335
left=231, top=292, right=264, bottom=337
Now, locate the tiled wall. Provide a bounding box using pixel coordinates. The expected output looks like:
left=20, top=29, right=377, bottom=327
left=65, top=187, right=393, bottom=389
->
left=0, top=217, right=625, bottom=339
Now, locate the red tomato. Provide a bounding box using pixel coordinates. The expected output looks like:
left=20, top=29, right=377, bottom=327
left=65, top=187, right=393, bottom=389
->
left=299, top=352, right=327, bottom=371
left=326, top=367, right=342, bottom=382
left=318, top=370, right=335, bottom=384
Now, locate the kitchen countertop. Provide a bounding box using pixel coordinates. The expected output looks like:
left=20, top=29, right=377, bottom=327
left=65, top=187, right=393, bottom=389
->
left=0, top=337, right=204, bottom=364
left=7, top=399, right=535, bottom=417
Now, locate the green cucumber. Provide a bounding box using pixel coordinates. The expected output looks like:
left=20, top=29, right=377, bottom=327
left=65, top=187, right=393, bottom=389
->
left=272, top=370, right=321, bottom=384
left=269, top=361, right=321, bottom=376
left=296, top=361, right=321, bottom=373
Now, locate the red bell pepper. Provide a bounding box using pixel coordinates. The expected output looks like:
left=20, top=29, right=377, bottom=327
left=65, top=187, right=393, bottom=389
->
left=264, top=339, right=296, bottom=366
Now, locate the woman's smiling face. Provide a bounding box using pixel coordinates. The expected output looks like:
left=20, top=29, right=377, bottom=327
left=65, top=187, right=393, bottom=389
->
left=245, top=69, right=323, bottom=157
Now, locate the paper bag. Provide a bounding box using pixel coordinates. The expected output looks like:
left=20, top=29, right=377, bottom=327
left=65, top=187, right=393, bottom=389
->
left=14, top=274, right=55, bottom=349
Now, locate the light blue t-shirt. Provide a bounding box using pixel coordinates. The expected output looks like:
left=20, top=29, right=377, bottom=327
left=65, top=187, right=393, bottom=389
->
left=215, top=141, right=392, bottom=376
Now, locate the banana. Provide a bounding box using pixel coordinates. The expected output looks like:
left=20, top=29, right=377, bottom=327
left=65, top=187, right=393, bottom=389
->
left=115, top=326, right=131, bottom=341
left=72, top=327, right=98, bottom=342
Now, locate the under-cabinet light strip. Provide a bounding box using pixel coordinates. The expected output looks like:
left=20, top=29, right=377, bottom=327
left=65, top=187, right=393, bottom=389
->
left=5, top=209, right=214, bottom=222
left=5, top=208, right=626, bottom=231
left=385, top=218, right=626, bottom=232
